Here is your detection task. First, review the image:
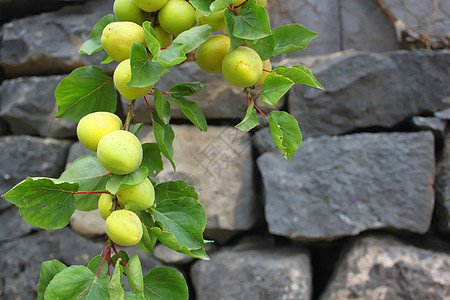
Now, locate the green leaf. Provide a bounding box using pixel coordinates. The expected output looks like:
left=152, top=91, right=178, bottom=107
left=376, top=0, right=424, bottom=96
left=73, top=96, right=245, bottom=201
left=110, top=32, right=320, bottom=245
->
left=141, top=143, right=164, bottom=177
left=2, top=177, right=78, bottom=230
left=170, top=96, right=207, bottom=132
left=127, top=41, right=170, bottom=88
left=235, top=100, right=259, bottom=131
left=102, top=52, right=114, bottom=64
left=231, top=1, right=272, bottom=40
left=143, top=267, right=188, bottom=300
left=154, top=181, right=198, bottom=205
left=79, top=15, right=116, bottom=55
left=155, top=43, right=187, bottom=67
left=109, top=260, right=124, bottom=300
left=168, top=82, right=207, bottom=97
left=247, top=34, right=275, bottom=61
left=151, top=197, right=206, bottom=250
left=55, top=66, right=117, bottom=122
left=124, top=292, right=146, bottom=300
left=172, top=25, right=212, bottom=54
left=126, top=255, right=144, bottom=297
left=106, top=166, right=149, bottom=194
left=44, top=265, right=110, bottom=299
left=112, top=250, right=130, bottom=266
left=143, top=21, right=161, bottom=58
left=37, top=260, right=67, bottom=300
left=260, top=73, right=294, bottom=106
left=267, top=111, right=302, bottom=161
left=190, top=0, right=214, bottom=14
left=210, top=0, right=233, bottom=11
left=272, top=24, right=318, bottom=56
left=136, top=222, right=157, bottom=254
left=132, top=123, right=144, bottom=136
left=87, top=255, right=109, bottom=278
left=153, top=88, right=170, bottom=124
left=224, top=9, right=245, bottom=50
left=273, top=65, right=324, bottom=90
left=152, top=112, right=176, bottom=171
left=59, top=154, right=109, bottom=211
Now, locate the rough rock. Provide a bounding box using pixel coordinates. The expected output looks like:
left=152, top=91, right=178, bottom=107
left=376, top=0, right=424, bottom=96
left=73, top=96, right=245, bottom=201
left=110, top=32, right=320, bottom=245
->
left=126, top=61, right=282, bottom=123
left=411, top=116, right=446, bottom=139
left=321, top=234, right=450, bottom=299
left=0, top=135, right=71, bottom=210
left=0, top=75, right=77, bottom=138
left=0, top=205, right=37, bottom=242
left=191, top=239, right=311, bottom=300
left=253, top=127, right=277, bottom=155
left=0, top=227, right=104, bottom=299
left=341, top=0, right=402, bottom=51
left=70, top=209, right=106, bottom=237
left=65, top=141, right=95, bottom=167
left=257, top=131, right=435, bottom=241
left=0, top=0, right=86, bottom=22
left=140, top=125, right=261, bottom=243
left=435, top=107, right=450, bottom=120
left=1, top=0, right=115, bottom=77
left=289, top=50, right=450, bottom=138
left=435, top=133, right=450, bottom=233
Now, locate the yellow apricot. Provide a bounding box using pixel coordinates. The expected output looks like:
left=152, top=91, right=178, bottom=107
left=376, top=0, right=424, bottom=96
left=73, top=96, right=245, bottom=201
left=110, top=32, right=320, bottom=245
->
left=133, top=0, right=168, bottom=12
left=195, top=9, right=226, bottom=32
left=158, top=0, right=196, bottom=36
left=195, top=35, right=230, bottom=74
left=98, top=193, right=114, bottom=220
left=77, top=112, right=123, bottom=152
left=101, top=21, right=146, bottom=62
left=116, top=178, right=155, bottom=210
left=105, top=210, right=143, bottom=246
left=254, top=59, right=272, bottom=86
left=113, top=59, right=154, bottom=100
left=222, top=46, right=263, bottom=87
left=113, top=0, right=150, bottom=25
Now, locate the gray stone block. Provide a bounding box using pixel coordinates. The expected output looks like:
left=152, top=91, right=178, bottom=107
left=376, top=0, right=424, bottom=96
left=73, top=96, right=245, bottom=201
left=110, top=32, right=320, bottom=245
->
left=321, top=234, right=450, bottom=299
left=289, top=50, right=450, bottom=138
left=191, top=240, right=311, bottom=300
left=0, top=75, right=77, bottom=138
left=435, top=133, right=450, bottom=233
left=0, top=135, right=71, bottom=210
left=257, top=131, right=435, bottom=241
left=1, top=0, right=115, bottom=77
left=0, top=205, right=37, bottom=243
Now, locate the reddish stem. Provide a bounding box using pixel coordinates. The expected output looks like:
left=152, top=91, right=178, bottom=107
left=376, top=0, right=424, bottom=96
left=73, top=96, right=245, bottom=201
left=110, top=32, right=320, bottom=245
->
left=111, top=243, right=128, bottom=268
left=96, top=247, right=110, bottom=278
left=143, top=96, right=153, bottom=119
left=234, top=0, right=249, bottom=8
left=253, top=104, right=267, bottom=119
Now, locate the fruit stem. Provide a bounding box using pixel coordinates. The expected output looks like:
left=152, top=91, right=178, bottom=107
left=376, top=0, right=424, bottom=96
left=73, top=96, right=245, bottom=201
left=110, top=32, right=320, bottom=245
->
left=144, top=96, right=153, bottom=120
left=123, top=99, right=136, bottom=132
left=234, top=0, right=249, bottom=8
left=111, top=242, right=128, bottom=268
left=96, top=246, right=110, bottom=279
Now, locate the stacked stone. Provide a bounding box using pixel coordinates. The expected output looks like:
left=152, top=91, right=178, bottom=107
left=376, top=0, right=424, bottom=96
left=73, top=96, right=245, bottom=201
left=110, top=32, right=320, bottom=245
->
left=1, top=0, right=450, bottom=299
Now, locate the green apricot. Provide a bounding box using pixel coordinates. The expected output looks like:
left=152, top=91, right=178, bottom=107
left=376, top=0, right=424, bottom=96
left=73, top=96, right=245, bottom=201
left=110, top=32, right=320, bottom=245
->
left=113, top=0, right=150, bottom=25
left=133, top=0, right=168, bottom=12
left=113, top=58, right=154, bottom=100
left=195, top=35, right=230, bottom=74
left=116, top=178, right=155, bottom=210
left=195, top=9, right=226, bottom=32
left=158, top=0, right=196, bottom=36
left=97, top=130, right=143, bottom=175
left=222, top=46, right=263, bottom=87
left=105, top=210, right=143, bottom=246
left=101, top=21, right=146, bottom=62
left=98, top=193, right=114, bottom=220
left=77, top=112, right=123, bottom=152
left=154, top=25, right=173, bottom=48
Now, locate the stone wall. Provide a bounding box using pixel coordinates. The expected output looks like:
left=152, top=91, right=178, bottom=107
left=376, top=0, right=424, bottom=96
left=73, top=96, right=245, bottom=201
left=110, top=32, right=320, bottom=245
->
left=1, top=0, right=450, bottom=299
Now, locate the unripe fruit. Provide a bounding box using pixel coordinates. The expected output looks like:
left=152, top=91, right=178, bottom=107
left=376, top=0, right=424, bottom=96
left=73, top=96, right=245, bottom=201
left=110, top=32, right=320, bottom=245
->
left=116, top=178, right=155, bottom=210
left=133, top=0, right=168, bottom=12
left=154, top=26, right=173, bottom=48
left=158, top=0, right=196, bottom=36
left=113, top=0, right=150, bottom=25
left=195, top=9, right=226, bottom=32
left=105, top=210, right=143, bottom=246
left=222, top=46, right=263, bottom=87
left=98, top=193, right=114, bottom=220
left=101, top=21, right=146, bottom=62
left=114, top=59, right=154, bottom=100
left=97, top=130, right=143, bottom=175
left=254, top=59, right=272, bottom=86
left=77, top=112, right=123, bottom=152
left=195, top=35, right=230, bottom=74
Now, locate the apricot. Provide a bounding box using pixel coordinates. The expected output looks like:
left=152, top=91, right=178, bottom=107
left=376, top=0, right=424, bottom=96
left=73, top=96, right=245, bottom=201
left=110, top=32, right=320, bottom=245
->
left=154, top=25, right=173, bottom=48
left=195, top=35, right=230, bottom=74
left=105, top=210, right=143, bottom=246
left=97, top=130, right=143, bottom=175
left=101, top=21, right=146, bottom=62
left=195, top=9, right=226, bottom=32
left=222, top=46, right=263, bottom=87
left=77, top=112, right=123, bottom=152
left=133, top=0, right=168, bottom=12
left=116, top=178, right=155, bottom=210
left=254, top=59, right=272, bottom=86
left=113, top=0, right=149, bottom=25
left=98, top=193, right=114, bottom=220
left=113, top=58, right=154, bottom=100
left=158, top=0, right=196, bottom=36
